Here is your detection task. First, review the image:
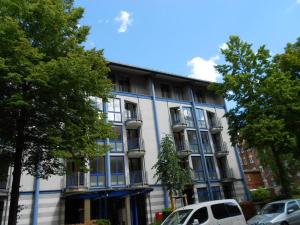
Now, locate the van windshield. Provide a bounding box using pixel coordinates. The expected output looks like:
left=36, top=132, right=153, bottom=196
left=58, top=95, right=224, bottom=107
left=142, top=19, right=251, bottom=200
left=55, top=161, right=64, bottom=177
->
left=163, top=209, right=193, bottom=225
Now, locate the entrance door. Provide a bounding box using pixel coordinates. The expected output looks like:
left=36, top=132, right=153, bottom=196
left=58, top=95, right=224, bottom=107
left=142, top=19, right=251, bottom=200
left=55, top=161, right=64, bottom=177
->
left=183, top=185, right=195, bottom=205
left=129, top=158, right=143, bottom=184
left=65, top=199, right=84, bottom=224
left=107, top=198, right=126, bottom=225
left=223, top=183, right=234, bottom=199
left=131, top=195, right=147, bottom=225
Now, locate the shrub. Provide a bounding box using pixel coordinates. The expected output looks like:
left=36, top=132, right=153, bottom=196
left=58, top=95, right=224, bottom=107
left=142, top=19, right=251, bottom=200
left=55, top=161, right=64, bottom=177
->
left=251, top=187, right=272, bottom=202
left=94, top=219, right=111, bottom=225
left=239, top=201, right=257, bottom=220
left=162, top=208, right=172, bottom=219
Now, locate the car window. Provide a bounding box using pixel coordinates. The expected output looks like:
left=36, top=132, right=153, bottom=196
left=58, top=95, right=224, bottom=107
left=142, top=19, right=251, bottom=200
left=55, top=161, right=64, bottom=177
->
left=261, top=203, right=285, bottom=214
left=225, top=202, right=242, bottom=217
left=211, top=203, right=228, bottom=219
left=297, top=200, right=300, bottom=207
left=187, top=207, right=208, bottom=225
left=287, top=201, right=300, bottom=212
left=163, top=209, right=193, bottom=225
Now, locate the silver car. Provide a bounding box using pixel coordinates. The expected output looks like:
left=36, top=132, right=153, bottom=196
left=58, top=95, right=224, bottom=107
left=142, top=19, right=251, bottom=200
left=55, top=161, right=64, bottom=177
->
left=247, top=199, right=300, bottom=225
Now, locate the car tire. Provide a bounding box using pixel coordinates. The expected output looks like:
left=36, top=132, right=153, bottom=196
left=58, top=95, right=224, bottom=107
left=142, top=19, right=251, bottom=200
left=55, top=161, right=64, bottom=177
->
left=281, top=222, right=289, bottom=225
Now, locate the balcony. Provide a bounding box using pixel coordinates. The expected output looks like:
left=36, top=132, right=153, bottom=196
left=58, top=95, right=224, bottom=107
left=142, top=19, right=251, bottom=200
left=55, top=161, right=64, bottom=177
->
left=176, top=141, right=192, bottom=158
left=65, top=172, right=88, bottom=192
left=214, top=142, right=229, bottom=158
left=127, top=138, right=145, bottom=158
left=171, top=113, right=187, bottom=132
left=124, top=110, right=142, bottom=129
left=129, top=170, right=148, bottom=186
left=220, top=168, right=235, bottom=183
left=209, top=118, right=223, bottom=134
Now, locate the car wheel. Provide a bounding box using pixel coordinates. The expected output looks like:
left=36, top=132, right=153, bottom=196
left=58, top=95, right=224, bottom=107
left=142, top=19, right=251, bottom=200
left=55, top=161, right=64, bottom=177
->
left=281, top=222, right=289, bottom=225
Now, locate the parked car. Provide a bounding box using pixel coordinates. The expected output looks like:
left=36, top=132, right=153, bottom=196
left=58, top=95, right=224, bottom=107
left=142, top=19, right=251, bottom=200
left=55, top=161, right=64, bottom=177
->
left=161, top=199, right=247, bottom=225
left=247, top=199, right=300, bottom=225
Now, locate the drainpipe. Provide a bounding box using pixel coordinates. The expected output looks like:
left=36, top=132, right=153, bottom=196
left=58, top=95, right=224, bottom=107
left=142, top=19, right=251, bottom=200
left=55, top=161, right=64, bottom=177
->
left=32, top=168, right=40, bottom=225
left=188, top=87, right=213, bottom=201
left=234, top=145, right=251, bottom=201
left=103, top=101, right=111, bottom=188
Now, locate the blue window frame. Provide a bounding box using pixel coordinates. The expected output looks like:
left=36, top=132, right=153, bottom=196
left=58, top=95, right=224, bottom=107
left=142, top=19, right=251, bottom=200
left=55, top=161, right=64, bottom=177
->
left=212, top=186, right=222, bottom=200
left=90, top=157, right=105, bottom=187
left=197, top=188, right=209, bottom=202
left=187, top=130, right=199, bottom=153
left=183, top=107, right=194, bottom=127
left=201, top=131, right=212, bottom=153
left=108, top=98, right=122, bottom=122
left=110, top=126, right=123, bottom=152
left=192, top=156, right=205, bottom=181
left=110, top=156, right=125, bottom=186
left=205, top=156, right=218, bottom=180
left=195, top=108, right=207, bottom=129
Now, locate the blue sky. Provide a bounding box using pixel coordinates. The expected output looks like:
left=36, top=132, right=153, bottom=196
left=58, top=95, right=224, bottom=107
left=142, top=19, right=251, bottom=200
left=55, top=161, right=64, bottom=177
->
left=75, top=0, right=300, bottom=83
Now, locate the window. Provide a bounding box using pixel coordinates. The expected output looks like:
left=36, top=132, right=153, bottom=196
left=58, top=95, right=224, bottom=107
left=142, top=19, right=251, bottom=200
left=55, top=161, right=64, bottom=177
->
left=162, top=210, right=193, bottom=225
left=201, top=131, right=212, bottom=153
left=110, top=156, right=125, bottom=185
left=187, top=130, right=199, bottom=153
left=194, top=91, right=205, bottom=103
left=110, top=126, right=123, bottom=152
left=195, top=109, right=206, bottom=128
left=117, top=79, right=130, bottom=92
left=187, top=207, right=208, bottom=225
left=211, top=203, right=227, bottom=219
left=197, top=188, right=209, bottom=202
left=90, top=157, right=105, bottom=187
left=225, top=202, right=241, bottom=217
left=127, top=129, right=142, bottom=150
left=161, top=84, right=171, bottom=98
left=211, top=202, right=242, bottom=219
left=183, top=107, right=194, bottom=127
left=287, top=201, right=300, bottom=213
left=108, top=98, right=121, bottom=122
left=125, top=102, right=138, bottom=120
left=205, top=157, right=217, bottom=180
left=174, top=86, right=184, bottom=100
left=192, top=157, right=204, bottom=181
left=212, top=186, right=222, bottom=200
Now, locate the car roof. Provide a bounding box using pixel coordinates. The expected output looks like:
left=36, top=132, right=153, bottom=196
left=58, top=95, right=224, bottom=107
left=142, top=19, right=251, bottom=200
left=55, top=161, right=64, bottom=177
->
left=174, top=199, right=238, bottom=211
left=267, top=199, right=298, bottom=204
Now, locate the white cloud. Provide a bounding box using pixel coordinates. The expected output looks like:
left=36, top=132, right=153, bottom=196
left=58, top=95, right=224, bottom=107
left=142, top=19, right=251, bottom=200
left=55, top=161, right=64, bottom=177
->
left=296, top=0, right=300, bottom=4
left=219, top=42, right=228, bottom=51
left=115, top=11, right=132, bottom=33
left=187, top=56, right=220, bottom=82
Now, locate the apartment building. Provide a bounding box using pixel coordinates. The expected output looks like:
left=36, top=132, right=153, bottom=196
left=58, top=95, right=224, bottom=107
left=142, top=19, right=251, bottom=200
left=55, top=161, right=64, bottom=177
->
left=0, top=62, right=249, bottom=225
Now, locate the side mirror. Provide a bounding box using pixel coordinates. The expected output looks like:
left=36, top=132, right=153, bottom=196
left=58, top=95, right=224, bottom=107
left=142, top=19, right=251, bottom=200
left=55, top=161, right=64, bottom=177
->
left=192, top=219, right=200, bottom=225
left=288, top=209, right=295, bottom=214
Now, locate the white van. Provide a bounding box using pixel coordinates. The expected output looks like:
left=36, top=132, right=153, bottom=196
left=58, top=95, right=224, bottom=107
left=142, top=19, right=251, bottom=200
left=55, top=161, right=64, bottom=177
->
left=161, top=199, right=247, bottom=225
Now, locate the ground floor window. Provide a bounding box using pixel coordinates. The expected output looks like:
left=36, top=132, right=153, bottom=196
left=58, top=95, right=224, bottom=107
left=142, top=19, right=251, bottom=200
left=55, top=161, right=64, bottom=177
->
left=110, top=156, right=125, bottom=186
left=197, top=187, right=209, bottom=202
left=212, top=186, right=222, bottom=200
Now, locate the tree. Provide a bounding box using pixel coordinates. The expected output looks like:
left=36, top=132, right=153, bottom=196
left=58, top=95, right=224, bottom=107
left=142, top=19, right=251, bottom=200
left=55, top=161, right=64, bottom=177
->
left=152, top=135, right=192, bottom=210
left=0, top=0, right=113, bottom=224
left=210, top=36, right=299, bottom=197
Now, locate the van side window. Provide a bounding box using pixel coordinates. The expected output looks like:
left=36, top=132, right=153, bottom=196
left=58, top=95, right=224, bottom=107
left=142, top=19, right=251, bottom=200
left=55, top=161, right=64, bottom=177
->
left=187, top=207, right=208, bottom=225
left=225, top=202, right=242, bottom=216
left=287, top=201, right=300, bottom=212
left=211, top=204, right=228, bottom=219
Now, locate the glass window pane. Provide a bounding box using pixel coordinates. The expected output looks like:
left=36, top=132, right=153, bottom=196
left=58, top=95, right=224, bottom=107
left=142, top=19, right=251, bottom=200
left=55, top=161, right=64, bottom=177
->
left=201, top=131, right=212, bottom=153
left=90, top=176, right=97, bottom=186
left=211, top=204, right=228, bottom=219
left=197, top=188, right=209, bottom=202
left=115, top=113, right=121, bottom=122
left=183, top=107, right=194, bottom=127
left=114, top=99, right=121, bottom=112
left=108, top=99, right=114, bottom=111
left=90, top=160, right=97, bottom=173
left=108, top=113, right=114, bottom=121
left=188, top=130, right=198, bottom=152
left=196, top=109, right=207, bottom=129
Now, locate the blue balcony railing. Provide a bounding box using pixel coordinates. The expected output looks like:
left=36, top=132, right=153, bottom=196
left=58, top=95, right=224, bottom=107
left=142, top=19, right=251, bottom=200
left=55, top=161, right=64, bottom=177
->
left=66, top=172, right=86, bottom=188
left=130, top=170, right=147, bottom=185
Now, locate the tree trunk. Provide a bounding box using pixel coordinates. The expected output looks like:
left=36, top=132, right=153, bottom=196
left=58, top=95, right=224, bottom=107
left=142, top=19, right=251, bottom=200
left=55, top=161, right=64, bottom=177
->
left=169, top=191, right=175, bottom=211
left=8, top=113, right=25, bottom=225
left=271, top=146, right=291, bottom=198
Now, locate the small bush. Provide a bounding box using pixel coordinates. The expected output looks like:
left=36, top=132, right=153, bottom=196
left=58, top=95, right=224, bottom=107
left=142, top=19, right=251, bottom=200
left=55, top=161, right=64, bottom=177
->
left=94, top=219, right=111, bottom=225
left=251, top=187, right=272, bottom=202
left=162, top=208, right=172, bottom=219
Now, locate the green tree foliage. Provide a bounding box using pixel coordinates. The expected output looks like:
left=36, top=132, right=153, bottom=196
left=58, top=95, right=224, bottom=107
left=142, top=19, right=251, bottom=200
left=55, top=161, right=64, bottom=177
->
left=250, top=187, right=272, bottom=202
left=0, top=0, right=113, bottom=224
left=210, top=36, right=300, bottom=198
left=152, top=135, right=192, bottom=210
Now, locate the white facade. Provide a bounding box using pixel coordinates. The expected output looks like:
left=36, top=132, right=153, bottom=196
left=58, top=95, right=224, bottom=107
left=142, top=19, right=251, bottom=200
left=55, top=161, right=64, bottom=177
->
left=0, top=62, right=248, bottom=225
